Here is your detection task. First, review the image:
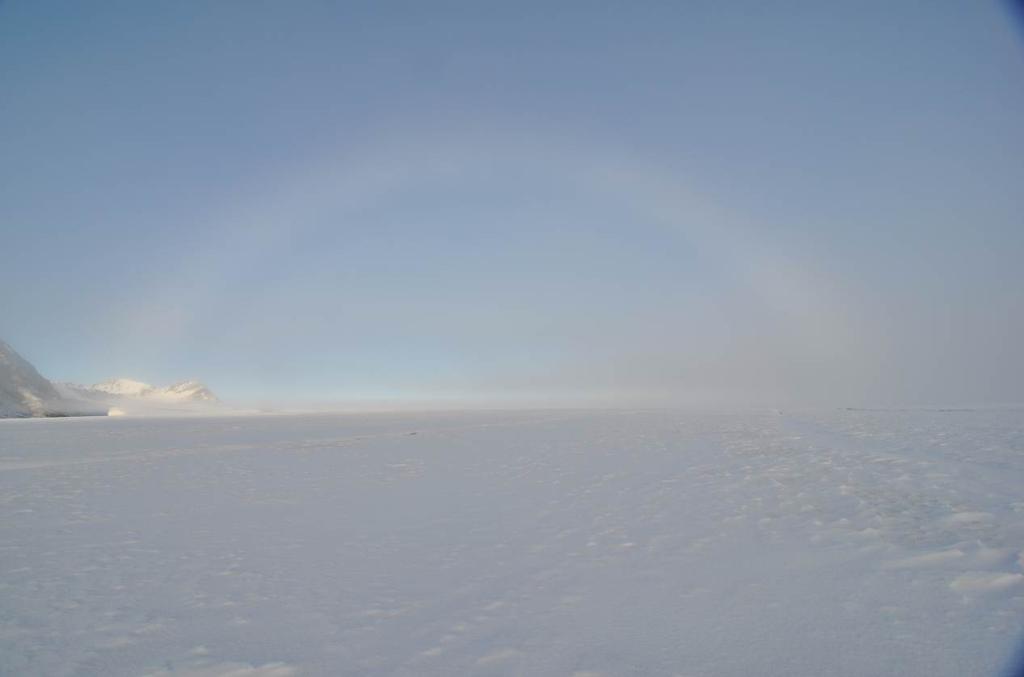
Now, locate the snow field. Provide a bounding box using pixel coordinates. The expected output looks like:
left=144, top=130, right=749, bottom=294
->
left=1, top=409, right=1022, bottom=676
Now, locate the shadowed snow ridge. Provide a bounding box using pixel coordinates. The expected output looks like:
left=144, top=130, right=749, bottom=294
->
left=0, top=339, right=63, bottom=417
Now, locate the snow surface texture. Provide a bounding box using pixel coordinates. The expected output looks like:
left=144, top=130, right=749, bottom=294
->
left=1, top=409, right=1023, bottom=676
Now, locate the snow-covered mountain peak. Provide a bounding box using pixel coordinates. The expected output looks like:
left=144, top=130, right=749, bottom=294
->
left=160, top=380, right=218, bottom=402
left=86, top=377, right=219, bottom=402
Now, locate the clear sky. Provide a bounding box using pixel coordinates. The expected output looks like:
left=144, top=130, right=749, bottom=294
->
left=1, top=1, right=1022, bottom=407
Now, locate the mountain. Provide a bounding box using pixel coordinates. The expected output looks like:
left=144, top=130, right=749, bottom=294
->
left=73, top=378, right=218, bottom=403
left=0, top=338, right=219, bottom=418
left=0, top=339, right=63, bottom=417
left=158, top=380, right=218, bottom=402
left=91, top=378, right=154, bottom=397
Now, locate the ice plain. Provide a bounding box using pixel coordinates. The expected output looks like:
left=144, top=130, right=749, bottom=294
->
left=1, top=408, right=1023, bottom=676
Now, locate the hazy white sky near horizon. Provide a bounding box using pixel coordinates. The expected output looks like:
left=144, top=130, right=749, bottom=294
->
left=1, top=1, right=1022, bottom=407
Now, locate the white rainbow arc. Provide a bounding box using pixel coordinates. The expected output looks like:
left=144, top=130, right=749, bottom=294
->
left=120, top=130, right=860, bottom=402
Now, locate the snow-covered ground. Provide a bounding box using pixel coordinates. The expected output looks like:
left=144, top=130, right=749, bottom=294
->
left=1, top=409, right=1022, bottom=676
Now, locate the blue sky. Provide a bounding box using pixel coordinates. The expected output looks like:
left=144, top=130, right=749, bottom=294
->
left=1, top=1, right=1022, bottom=406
